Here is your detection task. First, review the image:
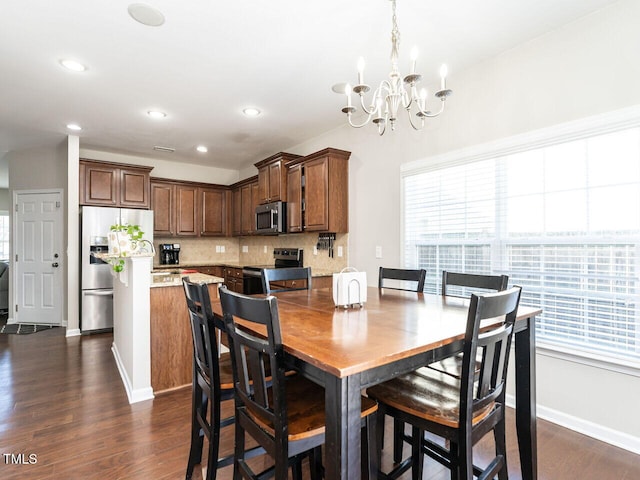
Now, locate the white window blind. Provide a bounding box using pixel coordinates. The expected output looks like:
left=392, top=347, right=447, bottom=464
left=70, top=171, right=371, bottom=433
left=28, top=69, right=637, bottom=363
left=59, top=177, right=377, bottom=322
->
left=403, top=127, right=640, bottom=364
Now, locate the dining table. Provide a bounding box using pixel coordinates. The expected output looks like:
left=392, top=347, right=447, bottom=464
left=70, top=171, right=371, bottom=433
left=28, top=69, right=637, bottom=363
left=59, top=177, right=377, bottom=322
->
left=211, top=286, right=541, bottom=480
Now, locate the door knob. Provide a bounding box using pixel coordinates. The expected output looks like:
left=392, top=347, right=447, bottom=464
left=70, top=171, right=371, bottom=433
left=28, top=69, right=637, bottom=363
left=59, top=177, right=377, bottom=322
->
left=52, top=262, right=59, bottom=267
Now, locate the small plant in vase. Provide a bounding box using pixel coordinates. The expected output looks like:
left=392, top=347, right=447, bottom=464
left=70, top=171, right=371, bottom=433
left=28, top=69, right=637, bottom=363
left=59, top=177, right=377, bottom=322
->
left=107, top=224, right=145, bottom=272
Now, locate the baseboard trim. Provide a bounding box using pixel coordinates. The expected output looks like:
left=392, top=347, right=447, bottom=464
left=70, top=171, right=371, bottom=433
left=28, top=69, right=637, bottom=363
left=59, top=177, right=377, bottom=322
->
left=65, top=328, right=81, bottom=337
left=111, top=343, right=154, bottom=404
left=506, top=394, right=640, bottom=455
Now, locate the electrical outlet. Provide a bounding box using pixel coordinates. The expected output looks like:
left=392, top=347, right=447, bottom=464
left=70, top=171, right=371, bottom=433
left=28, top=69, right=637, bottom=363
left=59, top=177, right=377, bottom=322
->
left=263, top=245, right=267, bottom=253
left=375, top=246, right=383, bottom=258
left=337, top=246, right=343, bottom=257
left=313, top=245, right=318, bottom=255
left=242, top=245, right=248, bottom=253
left=215, top=245, right=221, bottom=253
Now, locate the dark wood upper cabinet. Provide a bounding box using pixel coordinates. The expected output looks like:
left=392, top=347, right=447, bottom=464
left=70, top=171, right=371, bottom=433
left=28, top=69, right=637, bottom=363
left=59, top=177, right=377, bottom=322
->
left=255, top=152, right=301, bottom=204
left=200, top=187, right=228, bottom=236
left=287, top=148, right=350, bottom=233
left=151, top=178, right=229, bottom=237
left=286, top=163, right=303, bottom=233
left=120, top=168, right=150, bottom=208
left=80, top=159, right=152, bottom=208
left=151, top=180, right=175, bottom=236
left=230, top=176, right=258, bottom=237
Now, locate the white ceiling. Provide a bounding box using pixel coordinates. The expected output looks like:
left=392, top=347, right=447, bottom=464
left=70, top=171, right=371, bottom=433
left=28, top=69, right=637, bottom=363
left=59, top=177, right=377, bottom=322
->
left=0, top=0, right=621, bottom=174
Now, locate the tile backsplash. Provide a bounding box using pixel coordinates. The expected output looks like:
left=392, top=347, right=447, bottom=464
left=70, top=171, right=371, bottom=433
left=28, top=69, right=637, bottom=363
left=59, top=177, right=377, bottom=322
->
left=154, top=233, right=348, bottom=274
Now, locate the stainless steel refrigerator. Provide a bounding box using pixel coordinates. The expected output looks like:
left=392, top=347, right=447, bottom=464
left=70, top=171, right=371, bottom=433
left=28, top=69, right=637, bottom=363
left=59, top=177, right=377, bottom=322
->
left=80, top=206, right=154, bottom=333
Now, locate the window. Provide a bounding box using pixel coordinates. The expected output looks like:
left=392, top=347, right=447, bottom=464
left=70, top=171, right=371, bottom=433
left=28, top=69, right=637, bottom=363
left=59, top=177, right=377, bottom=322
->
left=403, top=125, right=640, bottom=365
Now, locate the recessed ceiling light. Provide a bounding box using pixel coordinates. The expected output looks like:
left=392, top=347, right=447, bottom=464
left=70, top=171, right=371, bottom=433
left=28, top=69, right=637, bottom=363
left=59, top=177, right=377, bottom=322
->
left=242, top=107, right=261, bottom=117
left=147, top=110, right=167, bottom=119
left=128, top=3, right=165, bottom=27
left=60, top=59, right=87, bottom=72
left=66, top=123, right=82, bottom=131
left=196, top=145, right=208, bottom=153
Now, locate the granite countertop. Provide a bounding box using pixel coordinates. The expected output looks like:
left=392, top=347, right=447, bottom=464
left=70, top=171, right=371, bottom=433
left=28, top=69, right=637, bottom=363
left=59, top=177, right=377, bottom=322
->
left=153, top=263, right=339, bottom=278
left=150, top=271, right=224, bottom=288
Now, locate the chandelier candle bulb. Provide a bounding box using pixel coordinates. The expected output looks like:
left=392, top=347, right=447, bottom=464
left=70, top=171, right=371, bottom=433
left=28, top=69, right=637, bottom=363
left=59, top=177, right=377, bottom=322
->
left=410, top=47, right=418, bottom=74
left=357, top=57, right=365, bottom=85
left=440, top=64, right=448, bottom=90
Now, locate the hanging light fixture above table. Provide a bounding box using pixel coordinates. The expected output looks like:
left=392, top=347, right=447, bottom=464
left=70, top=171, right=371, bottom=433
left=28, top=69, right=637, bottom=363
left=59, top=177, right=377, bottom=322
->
left=340, top=0, right=452, bottom=135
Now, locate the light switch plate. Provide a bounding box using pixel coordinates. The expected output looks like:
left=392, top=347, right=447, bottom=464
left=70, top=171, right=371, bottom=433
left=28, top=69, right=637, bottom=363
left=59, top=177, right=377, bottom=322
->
left=337, top=246, right=343, bottom=257
left=215, top=245, right=221, bottom=253
left=220, top=245, right=225, bottom=253
left=313, top=246, right=318, bottom=255
left=242, top=245, right=248, bottom=253
left=375, top=246, right=382, bottom=258
left=263, top=245, right=267, bottom=253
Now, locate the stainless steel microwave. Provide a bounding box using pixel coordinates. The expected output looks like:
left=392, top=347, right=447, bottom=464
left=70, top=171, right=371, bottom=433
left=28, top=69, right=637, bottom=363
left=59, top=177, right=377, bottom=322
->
left=255, top=201, right=287, bottom=234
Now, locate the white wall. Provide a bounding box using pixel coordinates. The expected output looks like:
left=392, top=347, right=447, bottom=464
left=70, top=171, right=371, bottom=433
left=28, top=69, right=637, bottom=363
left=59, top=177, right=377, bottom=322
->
left=287, top=0, right=640, bottom=451
left=6, top=141, right=69, bottom=323
left=79, top=148, right=240, bottom=185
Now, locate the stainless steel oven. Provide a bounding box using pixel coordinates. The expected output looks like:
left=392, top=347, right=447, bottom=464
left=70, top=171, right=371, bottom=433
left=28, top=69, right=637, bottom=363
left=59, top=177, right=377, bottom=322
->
left=242, top=248, right=304, bottom=294
left=255, top=201, right=287, bottom=234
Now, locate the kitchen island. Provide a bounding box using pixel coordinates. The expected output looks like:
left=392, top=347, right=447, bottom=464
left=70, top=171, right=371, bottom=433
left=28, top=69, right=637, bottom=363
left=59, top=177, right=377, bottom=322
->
left=150, top=270, right=223, bottom=394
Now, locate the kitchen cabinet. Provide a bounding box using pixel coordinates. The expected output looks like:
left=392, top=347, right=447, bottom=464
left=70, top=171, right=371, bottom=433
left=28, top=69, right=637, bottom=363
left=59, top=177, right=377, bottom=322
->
left=151, top=178, right=228, bottom=237
left=286, top=163, right=303, bottom=233
left=224, top=267, right=244, bottom=293
left=150, top=180, right=174, bottom=236
left=230, top=176, right=258, bottom=236
left=287, top=148, right=350, bottom=233
left=255, top=152, right=301, bottom=204
left=80, top=159, right=153, bottom=209
left=200, top=187, right=228, bottom=236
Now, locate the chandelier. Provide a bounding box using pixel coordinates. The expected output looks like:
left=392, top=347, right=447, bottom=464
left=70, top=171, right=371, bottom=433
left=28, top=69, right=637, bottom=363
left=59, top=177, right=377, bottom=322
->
left=340, top=0, right=452, bottom=135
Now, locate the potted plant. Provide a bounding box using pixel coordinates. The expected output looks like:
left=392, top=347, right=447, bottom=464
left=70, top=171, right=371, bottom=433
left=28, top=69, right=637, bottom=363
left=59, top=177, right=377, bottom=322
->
left=107, top=224, right=145, bottom=272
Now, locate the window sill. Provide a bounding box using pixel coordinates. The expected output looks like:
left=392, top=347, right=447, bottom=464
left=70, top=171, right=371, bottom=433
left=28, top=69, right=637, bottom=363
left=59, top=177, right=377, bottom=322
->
left=536, top=341, right=640, bottom=378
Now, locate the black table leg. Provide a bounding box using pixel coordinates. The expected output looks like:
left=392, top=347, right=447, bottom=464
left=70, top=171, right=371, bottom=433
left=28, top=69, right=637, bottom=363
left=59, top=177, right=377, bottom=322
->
left=324, top=373, right=363, bottom=480
left=514, top=315, right=538, bottom=480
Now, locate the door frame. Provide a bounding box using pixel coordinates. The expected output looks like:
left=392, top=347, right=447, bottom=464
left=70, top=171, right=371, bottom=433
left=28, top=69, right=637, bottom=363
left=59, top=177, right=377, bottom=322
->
left=11, top=189, right=65, bottom=325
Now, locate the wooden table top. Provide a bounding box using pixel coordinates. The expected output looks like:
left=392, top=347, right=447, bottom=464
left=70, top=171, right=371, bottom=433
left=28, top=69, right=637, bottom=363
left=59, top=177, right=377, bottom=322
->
left=211, top=287, right=541, bottom=378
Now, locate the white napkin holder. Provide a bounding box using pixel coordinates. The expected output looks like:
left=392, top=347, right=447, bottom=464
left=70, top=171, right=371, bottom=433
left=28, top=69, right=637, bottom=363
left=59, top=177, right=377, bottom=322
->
left=333, top=267, right=367, bottom=309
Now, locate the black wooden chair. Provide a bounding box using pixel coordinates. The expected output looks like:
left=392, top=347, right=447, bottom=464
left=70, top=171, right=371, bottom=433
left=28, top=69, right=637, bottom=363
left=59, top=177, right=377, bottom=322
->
left=219, top=285, right=379, bottom=480
left=378, top=267, right=426, bottom=292
left=378, top=267, right=427, bottom=461
left=261, top=267, right=312, bottom=294
left=442, top=271, right=509, bottom=298
left=431, top=271, right=510, bottom=378
left=367, top=286, right=522, bottom=480
left=182, top=278, right=262, bottom=480
left=182, top=278, right=235, bottom=480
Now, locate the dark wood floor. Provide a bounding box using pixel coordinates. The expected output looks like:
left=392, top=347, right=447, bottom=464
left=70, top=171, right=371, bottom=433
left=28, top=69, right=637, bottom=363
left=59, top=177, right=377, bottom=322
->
left=1, top=327, right=639, bottom=480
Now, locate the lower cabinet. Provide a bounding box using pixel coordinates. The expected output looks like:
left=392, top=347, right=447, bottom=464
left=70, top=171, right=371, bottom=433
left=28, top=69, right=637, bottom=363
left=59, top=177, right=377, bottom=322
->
left=224, top=267, right=244, bottom=293
left=150, top=283, right=220, bottom=394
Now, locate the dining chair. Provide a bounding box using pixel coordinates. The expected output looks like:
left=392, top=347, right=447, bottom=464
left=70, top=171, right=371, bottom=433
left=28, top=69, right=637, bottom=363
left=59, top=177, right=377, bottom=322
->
left=378, top=267, right=427, bottom=292
left=261, top=266, right=312, bottom=294
left=219, top=285, right=379, bottom=480
left=367, top=286, right=522, bottom=480
left=182, top=278, right=262, bottom=480
left=431, top=271, right=510, bottom=378
left=442, top=270, right=509, bottom=298
left=182, top=277, right=235, bottom=480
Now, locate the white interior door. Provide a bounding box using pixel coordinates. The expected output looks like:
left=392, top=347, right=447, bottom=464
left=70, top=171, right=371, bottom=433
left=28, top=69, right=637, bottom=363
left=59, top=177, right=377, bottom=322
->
left=14, top=191, right=63, bottom=325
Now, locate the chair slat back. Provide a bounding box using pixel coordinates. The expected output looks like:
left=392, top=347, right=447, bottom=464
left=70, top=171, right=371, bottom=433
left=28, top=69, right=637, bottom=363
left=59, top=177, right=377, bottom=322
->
left=219, top=285, right=287, bottom=434
left=182, top=278, right=221, bottom=388
left=378, top=267, right=426, bottom=292
left=460, top=287, right=522, bottom=424
left=442, top=271, right=509, bottom=298
left=261, top=267, right=312, bottom=294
